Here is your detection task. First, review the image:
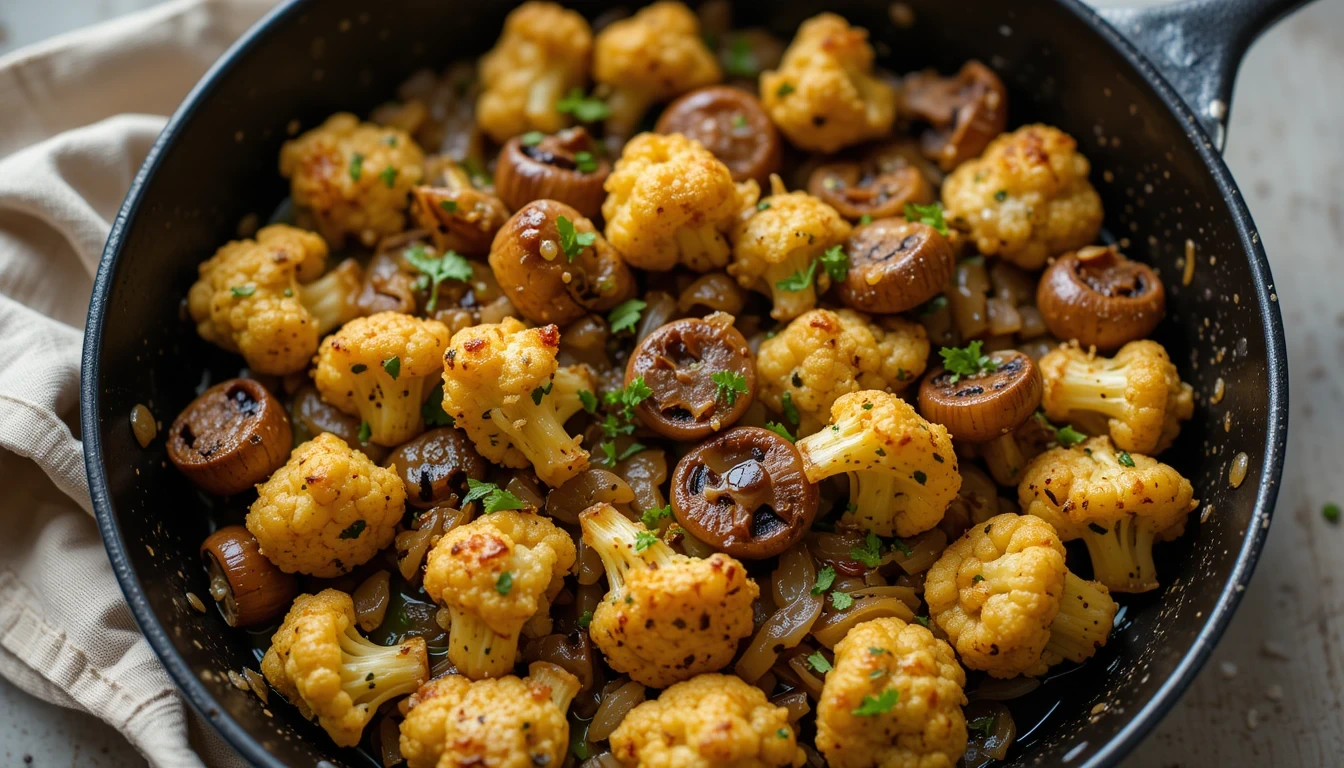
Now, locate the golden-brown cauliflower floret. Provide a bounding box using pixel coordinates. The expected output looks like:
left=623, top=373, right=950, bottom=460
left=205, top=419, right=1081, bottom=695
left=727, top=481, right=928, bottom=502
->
left=399, top=662, right=580, bottom=768
left=477, top=2, right=593, bottom=143
left=796, top=391, right=959, bottom=538
left=594, top=2, right=722, bottom=138
left=603, top=132, right=758, bottom=272
left=261, top=589, right=428, bottom=748
left=440, top=318, right=593, bottom=486
left=1019, top=436, right=1197, bottom=593
left=814, top=617, right=967, bottom=768
left=941, top=124, right=1103, bottom=269
left=579, top=503, right=758, bottom=688
left=314, top=311, right=451, bottom=447
left=610, top=674, right=804, bottom=768
left=246, top=433, right=404, bottom=577
left=759, top=14, right=896, bottom=153
left=728, top=176, right=852, bottom=320
left=757, top=309, right=929, bottom=436
left=1039, top=340, right=1191, bottom=455
left=279, top=113, right=425, bottom=246
left=423, top=511, right=577, bottom=679
left=187, top=224, right=362, bottom=375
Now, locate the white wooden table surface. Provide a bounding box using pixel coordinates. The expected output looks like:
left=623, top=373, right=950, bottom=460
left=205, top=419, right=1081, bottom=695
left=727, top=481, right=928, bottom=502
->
left=1, top=1, right=1341, bottom=766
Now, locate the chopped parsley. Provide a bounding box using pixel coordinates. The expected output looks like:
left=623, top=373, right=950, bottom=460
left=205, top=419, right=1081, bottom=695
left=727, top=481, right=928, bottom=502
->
left=711, top=370, right=749, bottom=406
left=1117, top=450, right=1136, bottom=467
left=463, top=479, right=527, bottom=514
left=357, top=421, right=372, bottom=443
left=556, top=88, right=611, bottom=122
left=830, top=591, right=854, bottom=610
left=339, top=520, right=366, bottom=539
left=724, top=35, right=758, bottom=77
left=852, top=689, right=898, bottom=716
left=968, top=715, right=996, bottom=739
left=348, top=152, right=364, bottom=181
left=807, top=651, right=833, bottom=673
left=600, top=440, right=646, bottom=467
left=379, top=166, right=398, bottom=188
left=382, top=356, right=401, bottom=380
left=919, top=295, right=949, bottom=316
left=775, top=259, right=818, bottom=292
left=230, top=285, right=255, bottom=298
left=757, top=200, right=771, bottom=211
left=850, top=532, right=883, bottom=568
left=859, top=214, right=873, bottom=225
left=891, top=537, right=913, bottom=557
left=531, top=381, right=553, bottom=405
left=439, top=200, right=459, bottom=214
left=556, top=215, right=596, bottom=262
left=495, top=572, right=513, bottom=596
left=608, top=298, right=646, bottom=333
left=819, top=245, right=849, bottom=281
left=731, top=113, right=749, bottom=131
left=915, top=615, right=930, bottom=627
left=972, top=574, right=985, bottom=584
left=606, top=377, right=653, bottom=418
left=461, top=157, right=492, bottom=188
left=403, top=243, right=473, bottom=311
left=862, top=403, right=873, bottom=410
left=776, top=82, right=795, bottom=98
left=939, top=340, right=998, bottom=384
left=776, top=728, right=790, bottom=739
left=520, top=131, right=545, bottom=146
left=764, top=421, right=796, bottom=442
left=634, top=530, right=659, bottom=553
left=904, top=201, right=948, bottom=236
left=574, top=150, right=599, bottom=174
left=577, top=610, right=594, bottom=629
left=283, top=288, right=294, bottom=297
left=1325, top=503, right=1341, bottom=523
left=641, top=504, right=675, bottom=529
left=421, top=383, right=454, bottom=427
left=993, top=189, right=1008, bottom=202
left=781, top=391, right=800, bottom=426
left=578, top=389, right=598, bottom=414
left=868, top=646, right=887, bottom=656
left=811, top=565, right=837, bottom=596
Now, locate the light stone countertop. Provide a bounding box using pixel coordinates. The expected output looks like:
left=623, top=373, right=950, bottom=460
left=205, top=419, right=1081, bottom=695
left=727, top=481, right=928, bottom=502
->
left=1, top=0, right=1341, bottom=766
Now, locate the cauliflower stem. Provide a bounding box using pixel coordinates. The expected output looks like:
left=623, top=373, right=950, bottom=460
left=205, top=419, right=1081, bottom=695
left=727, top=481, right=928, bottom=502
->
left=446, top=605, right=523, bottom=680
left=1044, top=573, right=1117, bottom=664
left=298, top=259, right=363, bottom=334
left=487, top=367, right=591, bottom=485
left=579, top=502, right=675, bottom=595
left=337, top=625, right=430, bottom=713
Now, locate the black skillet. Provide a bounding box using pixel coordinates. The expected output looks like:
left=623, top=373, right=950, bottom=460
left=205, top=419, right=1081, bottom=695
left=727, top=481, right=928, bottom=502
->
left=81, top=0, right=1300, bottom=765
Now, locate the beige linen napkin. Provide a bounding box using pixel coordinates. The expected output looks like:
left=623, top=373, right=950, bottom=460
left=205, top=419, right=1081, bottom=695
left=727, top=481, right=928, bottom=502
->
left=0, top=1, right=279, bottom=765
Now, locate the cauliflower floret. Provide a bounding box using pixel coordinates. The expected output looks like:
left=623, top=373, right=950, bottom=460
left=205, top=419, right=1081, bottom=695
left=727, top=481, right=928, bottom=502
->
left=758, top=309, right=929, bottom=436
left=399, top=662, right=580, bottom=768
left=246, top=433, right=404, bottom=577
left=579, top=503, right=758, bottom=688
left=759, top=14, right=896, bottom=153
left=441, top=318, right=593, bottom=486
left=610, top=674, right=804, bottom=768
left=796, top=391, right=959, bottom=538
left=279, top=113, right=425, bottom=246
left=260, top=589, right=428, bottom=747
left=1039, top=340, right=1191, bottom=455
left=477, top=2, right=593, bottom=143
left=594, top=2, right=722, bottom=138
left=314, top=311, right=451, bottom=448
left=728, top=176, right=852, bottom=320
left=423, top=511, right=576, bottom=679
left=814, top=617, right=967, bottom=768
left=941, top=124, right=1103, bottom=269
left=602, top=132, right=758, bottom=273
left=1019, top=436, right=1197, bottom=593
left=186, top=225, right=362, bottom=375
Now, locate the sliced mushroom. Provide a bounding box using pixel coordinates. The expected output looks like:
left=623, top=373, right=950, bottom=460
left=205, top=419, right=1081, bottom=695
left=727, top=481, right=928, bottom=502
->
left=200, top=526, right=298, bottom=627
left=902, top=60, right=1008, bottom=171
left=671, top=426, right=818, bottom=559
left=626, top=312, right=756, bottom=440
left=488, top=199, right=635, bottom=326
left=384, top=427, right=487, bottom=509
left=836, top=218, right=956, bottom=314
left=167, top=379, right=291, bottom=496
left=917, top=350, right=1041, bottom=443
left=291, top=384, right=389, bottom=463
left=807, top=141, right=936, bottom=221
left=409, top=164, right=511, bottom=257
left=1037, top=245, right=1165, bottom=352
left=655, top=86, right=782, bottom=185
left=495, top=127, right=611, bottom=219
left=358, top=243, right=420, bottom=315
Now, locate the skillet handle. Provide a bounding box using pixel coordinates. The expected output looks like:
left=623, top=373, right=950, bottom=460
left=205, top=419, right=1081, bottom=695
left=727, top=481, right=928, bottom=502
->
left=1097, top=0, right=1311, bottom=150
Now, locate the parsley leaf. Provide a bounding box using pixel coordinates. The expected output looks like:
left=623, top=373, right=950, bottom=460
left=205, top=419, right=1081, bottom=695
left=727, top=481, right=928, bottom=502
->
left=781, top=391, right=800, bottom=426
left=915, top=615, right=930, bottom=627
left=819, top=245, right=849, bottom=281
left=556, top=215, right=597, bottom=262
left=807, top=651, right=833, bottom=673
left=495, top=572, right=513, bottom=596
left=711, top=370, right=749, bottom=406
left=724, top=35, right=758, bottom=77
left=1325, top=503, right=1341, bottom=523
left=440, top=200, right=459, bottom=213
left=382, top=356, right=401, bottom=380
left=968, top=715, right=996, bottom=739
left=339, top=520, right=366, bottom=539
left=1057, top=424, right=1087, bottom=447
left=811, top=565, right=836, bottom=596
left=1117, top=450, right=1136, bottom=467
left=777, top=728, right=790, bottom=739
left=531, top=381, right=553, bottom=405
left=850, top=532, right=883, bottom=568
left=764, top=421, right=795, bottom=442
left=520, top=131, right=545, bottom=146
left=852, top=689, right=899, bottom=716
left=776, top=82, right=795, bottom=98
left=230, top=285, right=256, bottom=298
left=348, top=152, right=364, bottom=181
left=891, top=537, right=913, bottom=557
left=556, top=88, right=611, bottom=122
left=379, top=166, right=398, bottom=188
left=460, top=157, right=492, bottom=188
left=577, top=610, right=594, bottom=629
left=830, top=591, right=854, bottom=610
left=939, top=340, right=998, bottom=384
left=404, top=244, right=473, bottom=311
left=757, top=200, right=771, bottom=211
left=608, top=298, right=646, bottom=333
left=634, top=530, right=659, bottom=553
left=574, top=150, right=599, bottom=174
left=859, top=214, right=873, bottom=225
left=904, top=201, right=948, bottom=236
left=641, top=504, right=675, bottom=530
left=357, top=421, right=372, bottom=443
left=775, top=259, right=818, bottom=292
left=422, top=383, right=454, bottom=427
left=919, top=295, right=949, bottom=316
left=578, top=390, right=598, bottom=414
left=463, top=479, right=527, bottom=514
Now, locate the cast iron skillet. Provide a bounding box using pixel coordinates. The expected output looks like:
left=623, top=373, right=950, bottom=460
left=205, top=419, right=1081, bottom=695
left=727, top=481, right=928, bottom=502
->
left=81, top=0, right=1300, bottom=765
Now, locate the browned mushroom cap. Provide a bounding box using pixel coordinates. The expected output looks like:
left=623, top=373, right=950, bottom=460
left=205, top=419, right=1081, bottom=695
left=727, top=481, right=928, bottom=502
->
left=1037, top=245, right=1166, bottom=352
left=807, top=141, right=936, bottom=221
left=902, top=60, right=1008, bottom=171
left=655, top=86, right=782, bottom=186
left=384, top=427, right=487, bottom=509
left=495, top=127, right=611, bottom=219
left=488, top=200, right=636, bottom=326
left=167, top=379, right=291, bottom=496
left=200, top=525, right=298, bottom=627
left=409, top=166, right=511, bottom=257
left=917, top=350, right=1042, bottom=442
left=671, top=426, right=818, bottom=559
left=626, top=312, right=756, bottom=440
left=836, top=218, right=956, bottom=314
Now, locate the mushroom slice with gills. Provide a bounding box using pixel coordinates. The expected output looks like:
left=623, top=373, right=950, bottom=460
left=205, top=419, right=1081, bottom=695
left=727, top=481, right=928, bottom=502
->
left=409, top=165, right=511, bottom=257
left=626, top=312, right=756, bottom=440
left=200, top=525, right=298, bottom=628
left=357, top=243, right=420, bottom=315
left=167, top=378, right=292, bottom=496
left=902, top=60, right=1008, bottom=171
left=836, top=218, right=956, bottom=314
left=807, top=140, right=937, bottom=222
left=671, top=426, right=818, bottom=559
left=1037, top=244, right=1166, bottom=352
left=655, top=86, right=782, bottom=186
left=495, top=127, right=611, bottom=219
left=383, top=427, right=487, bottom=509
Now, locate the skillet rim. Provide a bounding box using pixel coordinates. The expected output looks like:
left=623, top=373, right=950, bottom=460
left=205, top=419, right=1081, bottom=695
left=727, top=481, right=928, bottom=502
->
left=78, top=1, right=1290, bottom=766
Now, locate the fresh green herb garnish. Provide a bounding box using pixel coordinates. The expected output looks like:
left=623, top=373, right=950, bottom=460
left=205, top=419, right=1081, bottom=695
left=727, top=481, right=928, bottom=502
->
left=765, top=422, right=796, bottom=442
left=852, top=689, right=898, bottom=716
left=641, top=504, right=674, bottom=529
left=463, top=479, right=527, bottom=514
left=382, top=356, right=401, bottom=380
left=357, top=421, right=372, bottom=443
left=777, top=728, right=790, bottom=739
left=904, top=201, right=948, bottom=236
left=577, top=610, right=594, bottom=629
left=994, top=190, right=1008, bottom=202
left=731, top=113, right=749, bottom=131
left=1117, top=450, right=1136, bottom=467
left=939, top=340, right=998, bottom=384
left=812, top=566, right=837, bottom=596
left=757, top=200, right=771, bottom=211
left=578, top=389, right=598, bottom=414
left=348, top=152, right=364, bottom=181
left=776, top=82, right=796, bottom=98
left=781, top=391, right=800, bottom=426
left=711, top=370, right=749, bottom=406
left=919, top=295, right=949, bottom=316
left=969, top=715, right=996, bottom=739
left=531, top=381, right=553, bottom=405
left=1325, top=503, right=1341, bottom=523
left=495, top=572, right=513, bottom=596
left=574, top=150, right=599, bottom=174
left=404, top=243, right=473, bottom=311
left=379, top=166, right=398, bottom=188
left=915, top=615, right=930, bottom=627
left=556, top=88, right=611, bottom=122
left=859, top=214, right=873, bottom=225
left=724, top=35, right=758, bottom=77
left=850, top=532, right=883, bottom=568
left=972, top=574, right=985, bottom=584
left=608, top=298, right=646, bottom=333
left=230, top=285, right=255, bottom=298
left=807, top=651, right=833, bottom=673
left=556, top=215, right=597, bottom=262
left=440, top=200, right=459, bottom=214
left=634, top=530, right=659, bottom=553
left=868, top=647, right=887, bottom=656
left=819, top=245, right=849, bottom=281
left=520, top=131, right=545, bottom=146
left=891, top=537, right=913, bottom=557
left=461, top=157, right=492, bottom=187
left=1056, top=424, right=1087, bottom=447
left=422, top=383, right=454, bottom=427
left=339, top=520, right=366, bottom=539
left=606, top=377, right=653, bottom=415
left=830, top=591, right=854, bottom=610
left=283, top=288, right=294, bottom=297
left=775, top=259, right=818, bottom=292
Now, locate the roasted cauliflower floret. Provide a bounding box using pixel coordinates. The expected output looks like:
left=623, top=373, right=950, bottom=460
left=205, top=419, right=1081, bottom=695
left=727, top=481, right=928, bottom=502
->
left=440, top=318, right=593, bottom=486
left=314, top=311, right=451, bottom=448
left=759, top=14, right=896, bottom=153
left=399, top=662, right=580, bottom=768
left=246, top=433, right=404, bottom=577
left=941, top=124, right=1103, bottom=269
left=423, top=511, right=577, bottom=679
left=477, top=2, right=593, bottom=143
left=579, top=503, right=758, bottom=688
left=187, top=225, right=362, bottom=375
left=728, top=176, right=852, bottom=320
left=261, top=589, right=428, bottom=747
left=1019, top=436, right=1197, bottom=593
left=610, top=673, right=804, bottom=768
left=1039, top=340, right=1191, bottom=455
left=279, top=113, right=425, bottom=246
left=602, top=132, right=758, bottom=272
left=796, top=391, right=959, bottom=538
left=757, top=309, right=929, bottom=436
left=814, top=617, right=967, bottom=768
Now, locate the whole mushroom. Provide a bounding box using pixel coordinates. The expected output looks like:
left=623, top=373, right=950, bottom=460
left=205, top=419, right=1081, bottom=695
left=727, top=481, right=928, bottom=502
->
left=495, top=127, right=611, bottom=219
left=836, top=218, right=956, bottom=314
left=167, top=378, right=292, bottom=496
left=902, top=60, right=1008, bottom=171
left=807, top=140, right=937, bottom=222
left=1036, top=244, right=1166, bottom=352
left=409, top=163, right=511, bottom=257
left=200, top=525, right=298, bottom=627
left=384, top=427, right=487, bottom=509
left=655, top=86, right=782, bottom=186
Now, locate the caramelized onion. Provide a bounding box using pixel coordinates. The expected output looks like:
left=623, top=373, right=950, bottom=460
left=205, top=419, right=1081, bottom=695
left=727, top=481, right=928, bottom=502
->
left=522, top=633, right=596, bottom=693
left=969, top=675, right=1042, bottom=701
left=588, top=680, right=645, bottom=742
left=353, top=570, right=391, bottom=632
left=736, top=551, right=822, bottom=682
left=504, top=474, right=545, bottom=510
left=577, top=540, right=605, bottom=586
left=812, top=597, right=915, bottom=649
left=548, top=469, right=636, bottom=524
left=395, top=506, right=473, bottom=581
left=847, top=586, right=921, bottom=613
left=963, top=701, right=1017, bottom=765
left=580, top=754, right=625, bottom=768
left=634, top=291, right=678, bottom=344
left=677, top=272, right=747, bottom=317
left=376, top=712, right=403, bottom=768
left=771, top=690, right=811, bottom=722
left=884, top=529, right=948, bottom=575
left=616, top=450, right=669, bottom=516
left=772, top=543, right=818, bottom=607
left=783, top=650, right=827, bottom=700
